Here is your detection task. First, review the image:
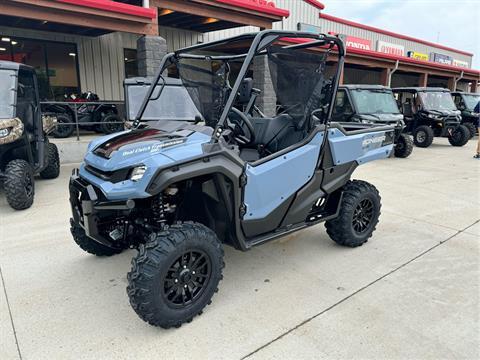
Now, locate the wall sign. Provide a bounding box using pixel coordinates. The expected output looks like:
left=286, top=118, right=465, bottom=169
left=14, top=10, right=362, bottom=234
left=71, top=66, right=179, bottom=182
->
left=376, top=40, right=405, bottom=56
left=247, top=0, right=277, bottom=8
left=407, top=51, right=429, bottom=61
left=297, top=22, right=322, bottom=33
left=453, top=59, right=469, bottom=68
left=430, top=52, right=453, bottom=65
left=343, top=35, right=372, bottom=51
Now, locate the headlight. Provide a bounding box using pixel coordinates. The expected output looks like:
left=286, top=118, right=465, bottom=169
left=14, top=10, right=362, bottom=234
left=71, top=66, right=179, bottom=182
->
left=0, top=128, right=9, bottom=138
left=427, top=114, right=437, bottom=119
left=361, top=119, right=373, bottom=124
left=130, top=165, right=147, bottom=182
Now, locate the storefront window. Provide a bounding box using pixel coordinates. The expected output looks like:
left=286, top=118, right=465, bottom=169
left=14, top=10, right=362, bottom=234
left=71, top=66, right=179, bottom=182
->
left=0, top=36, right=79, bottom=100
left=124, top=49, right=138, bottom=78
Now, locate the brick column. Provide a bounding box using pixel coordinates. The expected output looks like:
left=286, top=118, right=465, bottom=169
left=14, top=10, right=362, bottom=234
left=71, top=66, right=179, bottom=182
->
left=253, top=56, right=277, bottom=117
left=380, top=68, right=389, bottom=86
left=447, top=77, right=456, bottom=91
left=137, top=35, right=168, bottom=77
left=471, top=81, right=478, bottom=93
left=419, top=73, right=428, bottom=87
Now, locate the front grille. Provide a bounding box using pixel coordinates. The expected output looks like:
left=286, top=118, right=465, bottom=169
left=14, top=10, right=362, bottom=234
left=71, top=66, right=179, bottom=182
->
left=85, top=165, right=131, bottom=183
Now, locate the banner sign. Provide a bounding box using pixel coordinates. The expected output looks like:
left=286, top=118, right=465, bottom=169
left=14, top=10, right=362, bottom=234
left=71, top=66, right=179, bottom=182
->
left=344, top=35, right=372, bottom=51
left=376, top=40, right=404, bottom=56
left=407, top=51, right=429, bottom=61
left=297, top=22, right=322, bottom=33
left=430, top=52, right=453, bottom=65
left=452, top=59, right=469, bottom=68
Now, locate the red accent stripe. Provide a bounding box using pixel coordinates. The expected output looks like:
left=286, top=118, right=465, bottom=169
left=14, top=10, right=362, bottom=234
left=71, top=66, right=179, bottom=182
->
left=214, top=0, right=290, bottom=18
left=303, top=0, right=325, bottom=10
left=320, top=13, right=474, bottom=57
left=55, top=0, right=157, bottom=19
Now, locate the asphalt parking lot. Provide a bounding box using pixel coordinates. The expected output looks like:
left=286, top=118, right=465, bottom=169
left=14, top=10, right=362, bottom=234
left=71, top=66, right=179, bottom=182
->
left=1, top=137, right=479, bottom=360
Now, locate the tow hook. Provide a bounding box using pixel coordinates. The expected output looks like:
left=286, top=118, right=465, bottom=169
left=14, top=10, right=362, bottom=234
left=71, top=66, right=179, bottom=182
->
left=447, top=128, right=453, bottom=136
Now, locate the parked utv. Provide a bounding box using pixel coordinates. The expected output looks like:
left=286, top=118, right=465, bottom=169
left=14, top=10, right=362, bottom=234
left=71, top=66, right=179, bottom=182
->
left=451, top=91, right=479, bottom=138
left=69, top=31, right=396, bottom=328
left=0, top=61, right=60, bottom=210
left=333, top=85, right=413, bottom=158
left=49, top=92, right=123, bottom=138
left=392, top=87, right=469, bottom=148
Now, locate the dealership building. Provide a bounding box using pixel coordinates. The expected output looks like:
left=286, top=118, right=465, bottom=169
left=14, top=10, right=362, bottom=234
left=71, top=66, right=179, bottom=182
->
left=1, top=0, right=478, bottom=104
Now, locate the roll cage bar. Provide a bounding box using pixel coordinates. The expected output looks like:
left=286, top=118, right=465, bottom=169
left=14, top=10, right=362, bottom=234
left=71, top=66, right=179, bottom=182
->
left=135, top=30, right=346, bottom=142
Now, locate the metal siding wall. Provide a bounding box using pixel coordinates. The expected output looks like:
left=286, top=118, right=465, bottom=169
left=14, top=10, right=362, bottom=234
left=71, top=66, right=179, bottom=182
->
left=159, top=26, right=204, bottom=52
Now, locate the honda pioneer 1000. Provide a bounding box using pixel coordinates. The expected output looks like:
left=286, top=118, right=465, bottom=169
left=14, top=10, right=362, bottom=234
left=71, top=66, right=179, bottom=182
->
left=451, top=91, right=479, bottom=138
left=333, top=85, right=413, bottom=158
left=69, top=31, right=395, bottom=328
left=393, top=87, right=470, bottom=148
left=0, top=61, right=60, bottom=210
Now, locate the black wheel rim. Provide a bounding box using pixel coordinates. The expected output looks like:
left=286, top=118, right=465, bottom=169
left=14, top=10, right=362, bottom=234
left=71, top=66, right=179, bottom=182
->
left=163, top=250, right=211, bottom=308
left=396, top=139, right=404, bottom=151
left=352, top=199, right=374, bottom=234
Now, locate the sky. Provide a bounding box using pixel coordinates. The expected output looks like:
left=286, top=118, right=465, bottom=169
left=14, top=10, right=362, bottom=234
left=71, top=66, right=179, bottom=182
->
left=321, top=0, right=480, bottom=68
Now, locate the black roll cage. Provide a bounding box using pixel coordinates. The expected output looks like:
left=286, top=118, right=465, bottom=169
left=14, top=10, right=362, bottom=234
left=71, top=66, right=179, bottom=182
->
left=135, top=30, right=345, bottom=142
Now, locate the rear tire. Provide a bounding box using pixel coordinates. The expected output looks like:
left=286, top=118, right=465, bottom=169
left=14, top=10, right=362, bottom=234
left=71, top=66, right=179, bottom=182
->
left=40, top=143, right=60, bottom=179
left=325, top=180, right=381, bottom=248
left=448, top=125, right=470, bottom=147
left=70, top=220, right=123, bottom=256
left=127, top=222, right=224, bottom=328
left=413, top=125, right=434, bottom=148
left=463, top=122, right=477, bottom=139
left=394, top=133, right=413, bottom=158
left=52, top=114, right=74, bottom=138
left=100, top=113, right=124, bottom=134
left=4, top=159, right=35, bottom=210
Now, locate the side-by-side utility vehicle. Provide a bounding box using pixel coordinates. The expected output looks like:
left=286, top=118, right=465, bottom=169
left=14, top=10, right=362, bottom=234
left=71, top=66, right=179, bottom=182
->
left=451, top=91, right=479, bottom=138
left=332, top=85, right=413, bottom=158
left=392, top=87, right=470, bottom=148
left=69, top=31, right=396, bottom=328
left=0, top=61, right=60, bottom=210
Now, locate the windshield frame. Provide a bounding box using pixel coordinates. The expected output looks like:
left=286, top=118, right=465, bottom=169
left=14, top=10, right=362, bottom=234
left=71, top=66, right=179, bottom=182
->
left=0, top=69, right=18, bottom=119
left=349, top=89, right=401, bottom=115
left=418, top=91, right=457, bottom=111
left=136, top=30, right=346, bottom=141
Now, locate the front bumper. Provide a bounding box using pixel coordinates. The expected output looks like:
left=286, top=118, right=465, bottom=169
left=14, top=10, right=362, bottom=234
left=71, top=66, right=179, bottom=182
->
left=69, top=169, right=135, bottom=247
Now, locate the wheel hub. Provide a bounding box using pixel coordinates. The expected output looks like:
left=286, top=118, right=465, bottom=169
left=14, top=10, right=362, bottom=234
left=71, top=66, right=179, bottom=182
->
left=352, top=199, right=374, bottom=234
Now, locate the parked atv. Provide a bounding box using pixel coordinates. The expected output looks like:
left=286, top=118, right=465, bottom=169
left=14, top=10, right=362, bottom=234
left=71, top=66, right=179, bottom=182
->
left=69, top=31, right=396, bottom=328
left=50, top=92, right=123, bottom=138
left=451, top=91, right=479, bottom=138
left=0, top=61, right=60, bottom=210
left=333, top=85, right=413, bottom=158
left=392, top=87, right=469, bottom=148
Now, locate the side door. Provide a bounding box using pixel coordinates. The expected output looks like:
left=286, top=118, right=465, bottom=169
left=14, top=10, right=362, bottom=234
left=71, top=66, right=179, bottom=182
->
left=241, top=130, right=325, bottom=238
left=331, top=89, right=354, bottom=122
left=17, top=68, right=41, bottom=141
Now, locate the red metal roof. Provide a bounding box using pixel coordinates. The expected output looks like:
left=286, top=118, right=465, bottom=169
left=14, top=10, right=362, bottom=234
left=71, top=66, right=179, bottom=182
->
left=55, top=0, right=157, bottom=19
left=304, top=0, right=325, bottom=10
left=214, top=0, right=290, bottom=18
left=320, top=13, right=474, bottom=57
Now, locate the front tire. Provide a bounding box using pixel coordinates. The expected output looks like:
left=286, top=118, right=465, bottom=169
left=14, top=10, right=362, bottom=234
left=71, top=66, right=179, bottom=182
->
left=4, top=159, right=35, bottom=210
left=52, top=114, right=74, bottom=138
left=127, top=222, right=224, bottom=328
left=100, top=113, right=124, bottom=134
left=448, top=125, right=470, bottom=147
left=70, top=220, right=124, bottom=256
left=413, top=125, right=434, bottom=148
left=394, top=133, right=413, bottom=158
left=463, top=122, right=477, bottom=139
left=325, top=180, right=381, bottom=248
left=40, top=143, right=60, bottom=179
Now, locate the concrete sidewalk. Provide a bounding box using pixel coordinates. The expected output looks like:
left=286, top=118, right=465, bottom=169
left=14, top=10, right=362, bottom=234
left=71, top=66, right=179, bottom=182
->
left=0, top=138, right=479, bottom=360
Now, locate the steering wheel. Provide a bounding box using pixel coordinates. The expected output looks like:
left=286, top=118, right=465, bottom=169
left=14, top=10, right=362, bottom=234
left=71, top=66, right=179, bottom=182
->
left=227, top=107, right=255, bottom=146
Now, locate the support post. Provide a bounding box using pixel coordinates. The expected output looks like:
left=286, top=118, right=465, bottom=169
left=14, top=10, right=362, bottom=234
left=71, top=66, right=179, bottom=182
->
left=419, top=73, right=428, bottom=87
left=253, top=56, right=277, bottom=117
left=137, top=35, right=168, bottom=77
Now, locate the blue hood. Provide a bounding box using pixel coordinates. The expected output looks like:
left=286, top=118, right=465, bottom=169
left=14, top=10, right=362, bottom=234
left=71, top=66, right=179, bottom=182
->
left=79, top=128, right=211, bottom=200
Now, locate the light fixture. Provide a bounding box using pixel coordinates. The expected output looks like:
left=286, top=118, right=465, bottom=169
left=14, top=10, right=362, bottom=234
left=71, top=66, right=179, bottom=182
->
left=1, top=37, right=11, bottom=42
left=68, top=53, right=76, bottom=57
left=0, top=47, right=6, bottom=51
left=159, top=9, right=174, bottom=16
left=42, top=20, right=48, bottom=25
left=203, top=17, right=219, bottom=24
left=125, top=57, right=128, bottom=61
left=11, top=41, right=17, bottom=45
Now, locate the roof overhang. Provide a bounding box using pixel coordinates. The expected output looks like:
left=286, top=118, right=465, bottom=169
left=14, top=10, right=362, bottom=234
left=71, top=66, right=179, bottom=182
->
left=156, top=0, right=289, bottom=32
left=0, top=0, right=158, bottom=35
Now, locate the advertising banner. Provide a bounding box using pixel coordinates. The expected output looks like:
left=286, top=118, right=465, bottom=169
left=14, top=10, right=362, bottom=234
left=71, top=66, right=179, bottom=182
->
left=453, top=59, right=469, bottom=68
left=430, top=52, right=453, bottom=65
left=297, top=22, right=322, bottom=33
left=343, top=35, right=372, bottom=51
left=377, top=40, right=405, bottom=56
left=407, top=51, right=429, bottom=61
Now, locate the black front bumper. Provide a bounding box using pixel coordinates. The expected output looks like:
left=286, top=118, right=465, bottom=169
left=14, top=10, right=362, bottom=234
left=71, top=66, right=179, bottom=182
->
left=69, top=169, right=135, bottom=247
